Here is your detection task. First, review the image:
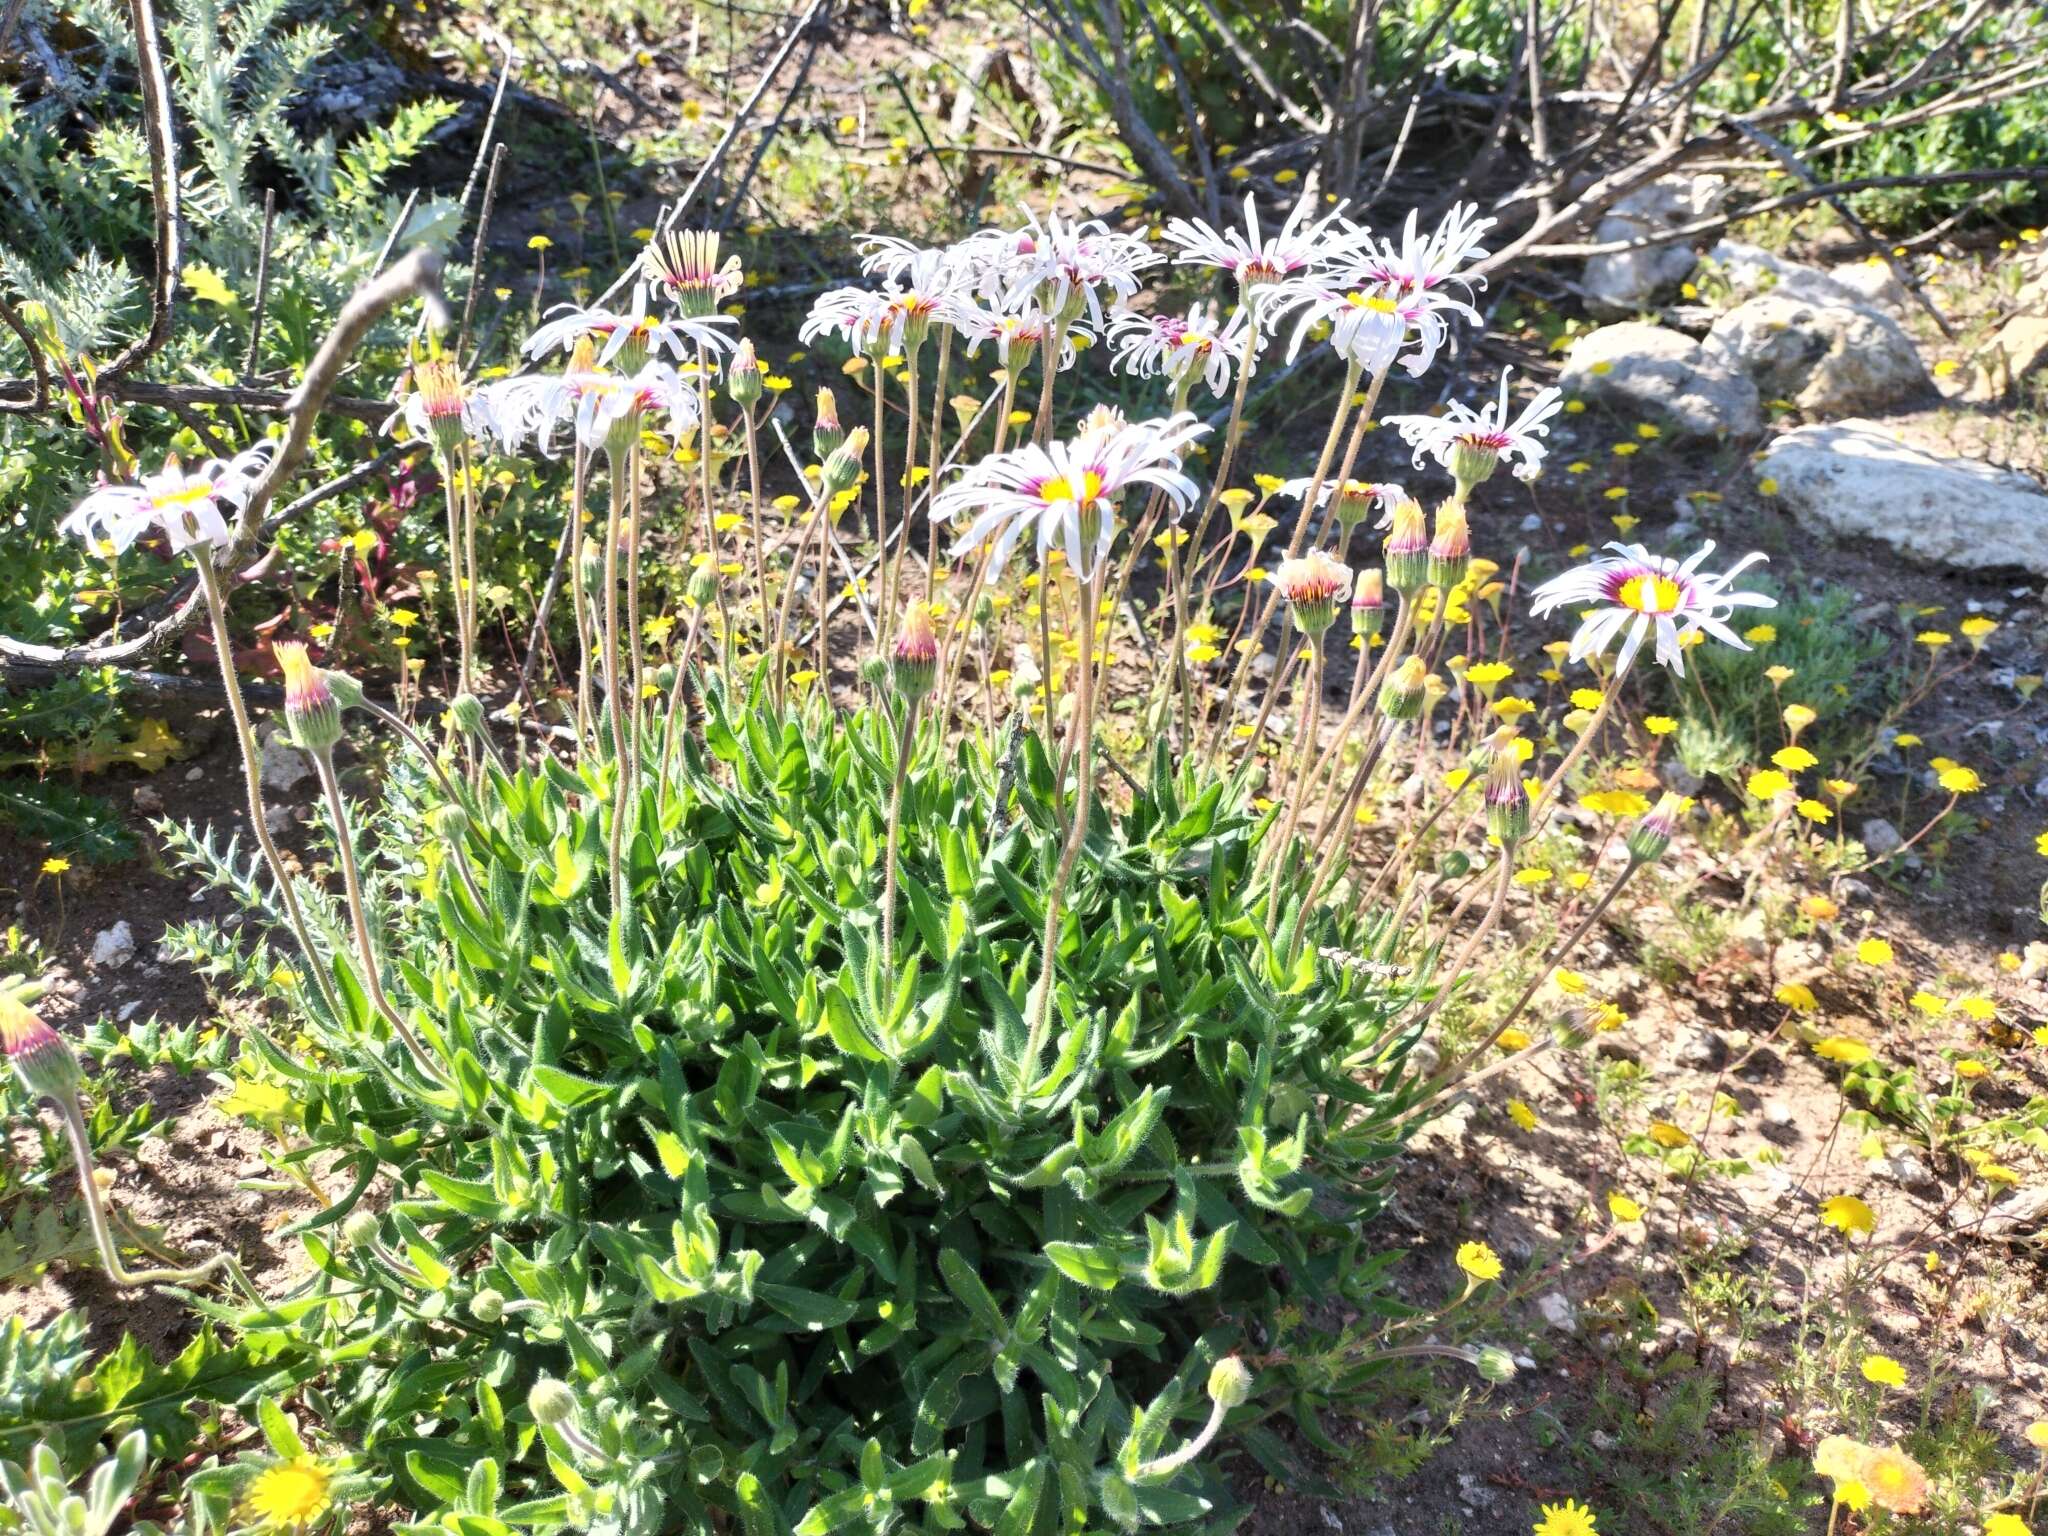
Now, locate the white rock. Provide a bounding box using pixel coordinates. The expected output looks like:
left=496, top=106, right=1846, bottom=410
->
left=1705, top=294, right=1926, bottom=415
left=1824, top=257, right=1912, bottom=322
left=90, top=920, right=136, bottom=970
left=1535, top=1292, right=1578, bottom=1332
left=1583, top=177, right=1724, bottom=316
left=1860, top=817, right=1904, bottom=856
left=1755, top=421, right=2048, bottom=577
left=260, top=726, right=313, bottom=792
left=1559, top=323, right=1760, bottom=441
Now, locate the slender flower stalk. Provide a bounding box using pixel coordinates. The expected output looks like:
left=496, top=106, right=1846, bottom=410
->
left=5, top=993, right=241, bottom=1290
left=880, top=607, right=939, bottom=961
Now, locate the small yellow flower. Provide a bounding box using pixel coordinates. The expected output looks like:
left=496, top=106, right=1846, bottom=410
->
left=1984, top=1515, right=2030, bottom=1536
left=1607, top=1192, right=1644, bottom=1222
left=1859, top=1354, right=1906, bottom=1388
left=1456, top=1241, right=1504, bottom=1281
left=242, top=1460, right=335, bottom=1530
left=1775, top=983, right=1818, bottom=1012
left=1782, top=703, right=1817, bottom=737
left=1771, top=746, right=1817, bottom=771
left=1506, top=1099, right=1538, bottom=1131
left=1856, top=937, right=1894, bottom=966
left=1496, top=1027, right=1533, bottom=1051
left=1815, top=1037, right=1871, bottom=1065
left=1746, top=769, right=1793, bottom=800
left=1800, top=894, right=1838, bottom=920
left=1819, top=1194, right=1876, bottom=1237
left=1745, top=623, right=1778, bottom=644
left=1796, top=799, right=1831, bottom=824
left=1643, top=715, right=1677, bottom=736
left=1916, top=630, right=1953, bottom=649
left=41, top=856, right=70, bottom=875
left=1646, top=1121, right=1691, bottom=1149
left=1938, top=766, right=1981, bottom=794
left=1533, top=1499, right=1599, bottom=1536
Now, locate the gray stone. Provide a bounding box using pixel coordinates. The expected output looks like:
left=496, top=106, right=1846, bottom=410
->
left=1675, top=1028, right=1729, bottom=1071
left=259, top=726, right=313, bottom=792
left=1583, top=177, right=1726, bottom=315
left=1824, top=257, right=1912, bottom=322
left=1860, top=817, right=1904, bottom=856
left=1882, top=1152, right=1938, bottom=1192
left=1755, top=421, right=2048, bottom=577
left=1535, top=1292, right=1578, bottom=1332
left=132, top=783, right=163, bottom=814
left=90, top=920, right=136, bottom=970
left=1705, top=294, right=1926, bottom=415
left=1560, top=323, right=1761, bottom=440
left=1706, top=240, right=1909, bottom=320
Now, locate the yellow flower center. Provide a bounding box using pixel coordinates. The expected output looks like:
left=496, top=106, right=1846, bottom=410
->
left=152, top=479, right=214, bottom=511
left=1038, top=471, right=1104, bottom=506
left=1616, top=574, right=1681, bottom=614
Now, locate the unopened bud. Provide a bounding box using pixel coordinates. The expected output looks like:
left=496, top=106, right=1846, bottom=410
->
left=341, top=1210, right=380, bottom=1250
left=821, top=426, right=868, bottom=497
left=1627, top=792, right=1688, bottom=866
left=727, top=339, right=763, bottom=407
left=687, top=564, right=719, bottom=608
left=1484, top=730, right=1529, bottom=845
left=1348, top=568, right=1385, bottom=638
left=891, top=607, right=940, bottom=701
left=428, top=803, right=469, bottom=840
left=859, top=653, right=889, bottom=689
left=1474, top=1346, right=1517, bottom=1383
left=449, top=694, right=486, bottom=736
left=528, top=1378, right=578, bottom=1427
left=1427, top=500, right=1471, bottom=591
left=276, top=642, right=342, bottom=755
left=1207, top=1357, right=1253, bottom=1410
left=813, top=387, right=844, bottom=459
left=1, top=993, right=82, bottom=1102
left=1383, top=500, right=1429, bottom=595
left=1377, top=655, right=1427, bottom=721
left=324, top=670, right=365, bottom=711
left=470, top=1287, right=506, bottom=1324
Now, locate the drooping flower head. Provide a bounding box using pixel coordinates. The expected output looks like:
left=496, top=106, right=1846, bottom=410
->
left=933, top=412, right=1206, bottom=583
left=1269, top=279, right=1475, bottom=379
left=485, top=340, right=699, bottom=458
left=804, top=251, right=974, bottom=358
left=389, top=358, right=498, bottom=457
left=275, top=641, right=342, bottom=756
left=642, top=229, right=744, bottom=316
left=1382, top=497, right=1429, bottom=594
left=1386, top=369, right=1563, bottom=488
left=1278, top=476, right=1404, bottom=530
left=1107, top=302, right=1254, bottom=400
left=1528, top=541, right=1776, bottom=676
left=1276, top=549, right=1352, bottom=637
left=1484, top=727, right=1529, bottom=843
left=1, top=991, right=81, bottom=1102
left=524, top=283, right=734, bottom=371
left=959, top=301, right=1083, bottom=377
left=1626, top=791, right=1688, bottom=865
left=59, top=446, right=273, bottom=557
left=1160, top=191, right=1366, bottom=293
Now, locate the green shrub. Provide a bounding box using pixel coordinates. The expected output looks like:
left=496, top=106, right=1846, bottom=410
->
left=167, top=682, right=1436, bottom=1535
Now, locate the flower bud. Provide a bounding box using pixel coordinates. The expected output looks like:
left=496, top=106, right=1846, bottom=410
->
left=1, top=993, right=82, bottom=1102
left=687, top=563, right=719, bottom=609
left=469, top=1287, right=506, bottom=1324
left=1626, top=791, right=1688, bottom=866
left=821, top=426, right=868, bottom=497
left=1331, top=480, right=1380, bottom=530
left=1276, top=550, right=1351, bottom=638
left=890, top=606, right=940, bottom=701
left=341, top=1210, right=380, bottom=1250
left=1206, top=1357, right=1253, bottom=1410
left=654, top=663, right=678, bottom=693
left=1382, top=499, right=1428, bottom=595
left=813, top=387, right=844, bottom=460
left=1484, top=729, right=1529, bottom=845
left=276, top=642, right=342, bottom=755
left=413, top=358, right=471, bottom=459
left=727, top=339, right=763, bottom=408
left=1474, top=1346, right=1518, bottom=1384
left=1427, top=500, right=1471, bottom=590
left=859, top=653, right=889, bottom=689
left=528, top=1378, right=577, bottom=1427
left=1437, top=849, right=1472, bottom=880
left=449, top=694, right=486, bottom=737
left=1348, top=568, right=1385, bottom=639
left=1377, top=655, right=1427, bottom=721
left=428, top=803, right=469, bottom=841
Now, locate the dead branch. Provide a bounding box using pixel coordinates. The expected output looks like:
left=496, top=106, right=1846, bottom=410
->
left=0, top=296, right=50, bottom=415
left=99, top=0, right=179, bottom=384
left=0, top=251, right=446, bottom=673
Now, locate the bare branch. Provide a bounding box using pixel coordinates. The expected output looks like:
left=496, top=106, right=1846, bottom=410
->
left=99, top=0, right=179, bottom=384
left=0, top=295, right=51, bottom=415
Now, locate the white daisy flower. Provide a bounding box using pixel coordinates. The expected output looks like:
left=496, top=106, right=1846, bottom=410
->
left=932, top=412, right=1207, bottom=582
left=60, top=446, right=273, bottom=556
left=642, top=228, right=744, bottom=316
left=1529, top=541, right=1775, bottom=675
left=1160, top=190, right=1367, bottom=291
left=1107, top=302, right=1257, bottom=399
left=994, top=210, right=1159, bottom=331
left=1384, top=368, right=1564, bottom=482
left=801, top=253, right=975, bottom=357
left=1347, top=202, right=1496, bottom=300
left=958, top=300, right=1087, bottom=372
left=1267, top=279, right=1476, bottom=377
left=385, top=358, right=501, bottom=453
left=485, top=355, right=699, bottom=457
left=1276, top=476, right=1406, bottom=527
left=524, top=283, right=734, bottom=366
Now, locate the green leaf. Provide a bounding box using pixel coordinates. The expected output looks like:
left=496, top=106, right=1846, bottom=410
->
left=1043, top=1241, right=1123, bottom=1291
